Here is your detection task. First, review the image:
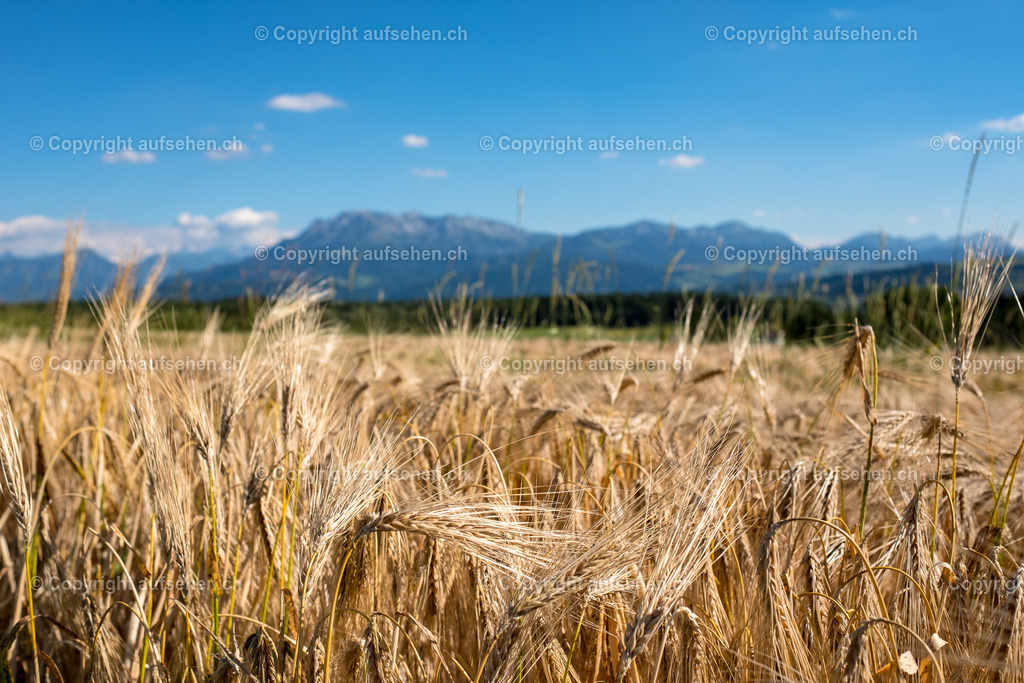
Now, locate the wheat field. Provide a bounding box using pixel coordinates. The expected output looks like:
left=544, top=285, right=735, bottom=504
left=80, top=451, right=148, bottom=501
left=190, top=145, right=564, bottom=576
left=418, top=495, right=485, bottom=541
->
left=2, top=246, right=1024, bottom=682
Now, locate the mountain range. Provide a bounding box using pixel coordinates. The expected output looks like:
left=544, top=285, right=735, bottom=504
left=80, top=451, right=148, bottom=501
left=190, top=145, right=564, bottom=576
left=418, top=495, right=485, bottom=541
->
left=0, top=211, right=1006, bottom=303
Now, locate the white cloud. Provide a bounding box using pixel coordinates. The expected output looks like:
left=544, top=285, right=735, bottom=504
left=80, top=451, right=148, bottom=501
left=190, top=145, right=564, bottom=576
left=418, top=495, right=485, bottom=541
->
left=981, top=112, right=1024, bottom=132
left=0, top=215, right=147, bottom=257
left=253, top=122, right=265, bottom=131
left=260, top=143, right=274, bottom=153
left=176, top=207, right=284, bottom=250
left=207, top=142, right=249, bottom=161
left=212, top=207, right=279, bottom=230
left=658, top=154, right=705, bottom=169
left=174, top=212, right=216, bottom=240
left=102, top=150, right=156, bottom=164
left=599, top=151, right=618, bottom=160
left=402, top=134, right=429, bottom=148
left=175, top=207, right=280, bottom=242
left=0, top=215, right=66, bottom=240
left=411, top=168, right=448, bottom=178
left=906, top=215, right=919, bottom=225
left=0, top=208, right=286, bottom=259
left=266, top=92, right=346, bottom=112
left=830, top=8, right=855, bottom=19
left=752, top=209, right=766, bottom=219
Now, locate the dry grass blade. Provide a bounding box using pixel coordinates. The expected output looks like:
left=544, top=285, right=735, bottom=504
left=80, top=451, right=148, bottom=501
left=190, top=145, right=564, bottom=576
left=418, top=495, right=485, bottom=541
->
left=47, top=219, right=81, bottom=350
left=0, top=391, right=31, bottom=548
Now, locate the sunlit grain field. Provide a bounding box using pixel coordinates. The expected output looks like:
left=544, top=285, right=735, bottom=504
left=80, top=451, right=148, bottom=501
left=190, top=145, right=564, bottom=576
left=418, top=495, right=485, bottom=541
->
left=2, top=265, right=1024, bottom=682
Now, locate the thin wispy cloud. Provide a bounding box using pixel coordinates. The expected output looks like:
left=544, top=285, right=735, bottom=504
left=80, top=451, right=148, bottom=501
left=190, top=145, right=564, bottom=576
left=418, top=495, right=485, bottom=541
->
left=829, top=8, right=855, bottom=19
left=982, top=112, right=1024, bottom=132
left=599, top=151, right=618, bottom=160
left=659, top=154, right=705, bottom=169
left=102, top=150, right=156, bottom=164
left=265, top=92, right=346, bottom=112
left=402, top=134, right=429, bottom=148
left=411, top=168, right=448, bottom=178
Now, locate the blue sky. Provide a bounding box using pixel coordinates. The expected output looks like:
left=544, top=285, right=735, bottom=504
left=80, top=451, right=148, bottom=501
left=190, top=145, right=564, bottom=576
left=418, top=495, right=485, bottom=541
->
left=2, top=0, right=1023, bottom=257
